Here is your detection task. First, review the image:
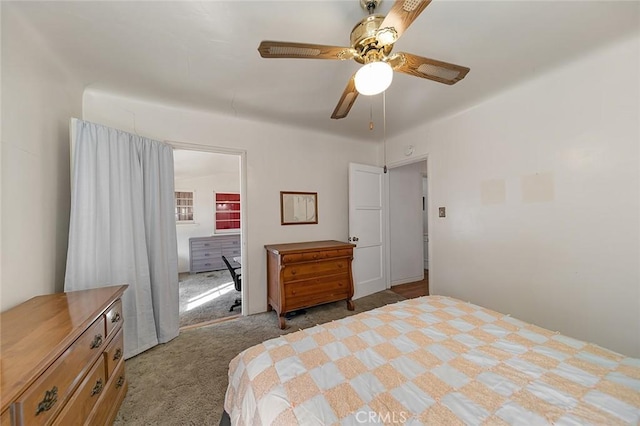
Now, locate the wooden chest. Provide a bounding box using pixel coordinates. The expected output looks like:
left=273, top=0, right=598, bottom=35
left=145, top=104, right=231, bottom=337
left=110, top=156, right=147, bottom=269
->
left=1, top=285, right=128, bottom=425
left=265, top=240, right=355, bottom=329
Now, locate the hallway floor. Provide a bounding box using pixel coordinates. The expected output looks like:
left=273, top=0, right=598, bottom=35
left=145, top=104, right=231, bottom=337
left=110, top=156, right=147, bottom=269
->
left=390, top=270, right=429, bottom=299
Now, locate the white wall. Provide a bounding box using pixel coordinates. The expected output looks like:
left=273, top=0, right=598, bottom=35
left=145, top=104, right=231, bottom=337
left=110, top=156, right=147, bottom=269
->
left=389, top=161, right=425, bottom=285
left=1, top=6, right=84, bottom=310
left=83, top=91, right=378, bottom=315
left=385, top=34, right=640, bottom=357
left=175, top=171, right=240, bottom=273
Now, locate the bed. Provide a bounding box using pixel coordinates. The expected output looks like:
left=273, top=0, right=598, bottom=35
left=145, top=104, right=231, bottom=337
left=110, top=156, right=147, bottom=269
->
left=224, top=296, right=640, bottom=425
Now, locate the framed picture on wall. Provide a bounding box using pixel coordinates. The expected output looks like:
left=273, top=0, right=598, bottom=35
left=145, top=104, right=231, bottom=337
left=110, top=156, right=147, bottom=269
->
left=280, top=191, right=318, bottom=225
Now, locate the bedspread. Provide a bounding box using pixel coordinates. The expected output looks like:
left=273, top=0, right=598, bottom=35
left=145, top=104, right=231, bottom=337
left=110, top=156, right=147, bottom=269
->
left=224, top=296, right=640, bottom=425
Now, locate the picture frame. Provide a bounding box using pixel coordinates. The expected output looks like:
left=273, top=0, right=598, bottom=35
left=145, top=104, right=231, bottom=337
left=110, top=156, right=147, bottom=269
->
left=280, top=191, right=318, bottom=225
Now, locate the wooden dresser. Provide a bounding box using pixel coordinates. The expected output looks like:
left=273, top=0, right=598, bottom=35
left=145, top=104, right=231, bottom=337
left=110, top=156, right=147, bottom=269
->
left=1, top=285, right=128, bottom=425
left=189, top=234, right=240, bottom=273
left=265, top=240, right=355, bottom=329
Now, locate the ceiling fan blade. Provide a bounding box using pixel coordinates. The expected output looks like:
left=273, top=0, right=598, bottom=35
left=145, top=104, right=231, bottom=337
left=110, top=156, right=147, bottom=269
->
left=377, top=0, right=432, bottom=46
left=331, top=74, right=359, bottom=119
left=258, top=41, right=356, bottom=60
left=390, top=52, right=470, bottom=85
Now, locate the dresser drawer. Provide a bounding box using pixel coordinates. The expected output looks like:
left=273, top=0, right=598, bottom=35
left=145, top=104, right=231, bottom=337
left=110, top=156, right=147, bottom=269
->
left=219, top=237, right=240, bottom=246
left=285, top=274, right=351, bottom=299
left=105, top=299, right=123, bottom=339
left=282, top=249, right=352, bottom=264
left=221, top=247, right=240, bottom=257
left=192, top=259, right=220, bottom=271
left=1, top=409, right=10, bottom=426
left=105, top=329, right=124, bottom=379
left=52, top=356, right=106, bottom=426
left=87, top=359, right=126, bottom=426
left=191, top=240, right=216, bottom=250
left=283, top=259, right=349, bottom=281
left=12, top=316, right=106, bottom=425
left=191, top=249, right=219, bottom=261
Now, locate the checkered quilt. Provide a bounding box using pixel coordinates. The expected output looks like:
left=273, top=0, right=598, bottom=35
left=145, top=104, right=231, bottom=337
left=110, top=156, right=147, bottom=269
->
left=224, top=296, right=640, bottom=425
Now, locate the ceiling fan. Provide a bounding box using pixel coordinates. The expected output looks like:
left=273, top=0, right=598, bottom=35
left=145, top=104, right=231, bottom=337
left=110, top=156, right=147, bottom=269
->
left=258, top=0, right=470, bottom=120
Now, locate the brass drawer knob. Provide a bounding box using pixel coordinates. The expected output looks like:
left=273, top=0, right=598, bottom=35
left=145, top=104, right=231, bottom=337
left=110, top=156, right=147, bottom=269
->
left=116, top=376, right=125, bottom=389
left=113, top=348, right=123, bottom=361
left=91, top=379, right=104, bottom=397
left=90, top=334, right=103, bottom=349
left=35, top=386, right=58, bottom=416
left=111, top=312, right=121, bottom=323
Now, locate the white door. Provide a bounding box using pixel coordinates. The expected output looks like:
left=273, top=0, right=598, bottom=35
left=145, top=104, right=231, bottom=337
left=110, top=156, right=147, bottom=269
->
left=349, top=163, right=387, bottom=299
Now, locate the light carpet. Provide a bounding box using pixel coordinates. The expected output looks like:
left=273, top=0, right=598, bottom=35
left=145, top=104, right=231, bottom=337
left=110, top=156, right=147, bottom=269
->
left=114, top=290, right=406, bottom=425
left=179, top=270, right=241, bottom=328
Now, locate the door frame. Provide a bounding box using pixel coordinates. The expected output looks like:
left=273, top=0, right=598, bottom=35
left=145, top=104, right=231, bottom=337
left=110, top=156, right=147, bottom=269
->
left=167, top=140, right=248, bottom=315
left=386, top=154, right=431, bottom=286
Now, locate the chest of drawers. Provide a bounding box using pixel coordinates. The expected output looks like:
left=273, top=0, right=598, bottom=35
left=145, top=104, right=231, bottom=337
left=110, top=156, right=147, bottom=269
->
left=265, top=240, right=355, bottom=329
left=1, top=285, right=128, bottom=425
left=189, top=234, right=240, bottom=273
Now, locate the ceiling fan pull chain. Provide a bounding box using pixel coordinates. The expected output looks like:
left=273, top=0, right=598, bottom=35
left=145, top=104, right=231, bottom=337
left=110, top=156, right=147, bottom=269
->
left=383, top=90, right=387, bottom=173
left=369, top=98, right=374, bottom=130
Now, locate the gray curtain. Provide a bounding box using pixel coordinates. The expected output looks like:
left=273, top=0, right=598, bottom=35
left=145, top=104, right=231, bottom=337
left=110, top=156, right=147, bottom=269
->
left=65, top=119, right=179, bottom=358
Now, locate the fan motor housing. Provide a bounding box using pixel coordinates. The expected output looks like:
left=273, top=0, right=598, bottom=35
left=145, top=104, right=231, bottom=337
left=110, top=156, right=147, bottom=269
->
left=350, top=15, right=393, bottom=64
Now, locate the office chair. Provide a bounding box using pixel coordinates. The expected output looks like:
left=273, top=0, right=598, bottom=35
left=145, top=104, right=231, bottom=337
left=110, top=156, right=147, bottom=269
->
left=222, top=255, right=242, bottom=312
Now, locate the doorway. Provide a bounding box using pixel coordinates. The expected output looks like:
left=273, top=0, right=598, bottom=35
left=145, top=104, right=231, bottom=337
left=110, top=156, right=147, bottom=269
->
left=388, top=158, right=429, bottom=296
left=170, top=144, right=247, bottom=330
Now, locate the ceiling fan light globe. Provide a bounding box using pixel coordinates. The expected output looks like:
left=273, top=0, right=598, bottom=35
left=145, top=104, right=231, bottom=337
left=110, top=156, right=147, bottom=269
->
left=354, top=61, right=393, bottom=96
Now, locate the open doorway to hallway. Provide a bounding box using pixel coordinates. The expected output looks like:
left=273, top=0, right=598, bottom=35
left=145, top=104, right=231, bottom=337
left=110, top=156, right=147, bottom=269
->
left=388, top=159, right=429, bottom=298
left=173, top=149, right=243, bottom=329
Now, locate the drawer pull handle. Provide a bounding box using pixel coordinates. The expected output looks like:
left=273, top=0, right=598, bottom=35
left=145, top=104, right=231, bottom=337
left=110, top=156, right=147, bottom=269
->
left=91, top=379, right=104, bottom=396
left=204, top=253, right=210, bottom=256
left=35, top=386, right=58, bottom=416
left=291, top=269, right=296, bottom=275
left=90, top=334, right=103, bottom=349
left=116, top=376, right=125, bottom=389
left=204, top=243, right=210, bottom=246
left=111, top=312, right=121, bottom=323
left=113, top=348, right=123, bottom=361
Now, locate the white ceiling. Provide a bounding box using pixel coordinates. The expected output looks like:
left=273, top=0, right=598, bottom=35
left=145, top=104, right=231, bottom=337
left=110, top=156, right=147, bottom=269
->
left=7, top=1, right=639, bottom=141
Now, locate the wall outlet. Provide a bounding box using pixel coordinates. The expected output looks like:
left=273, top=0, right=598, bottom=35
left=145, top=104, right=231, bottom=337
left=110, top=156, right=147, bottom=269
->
left=439, top=207, right=446, bottom=217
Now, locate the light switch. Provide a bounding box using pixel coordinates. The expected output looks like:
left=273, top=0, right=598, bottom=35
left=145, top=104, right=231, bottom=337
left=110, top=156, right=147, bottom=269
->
left=438, top=207, right=446, bottom=218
